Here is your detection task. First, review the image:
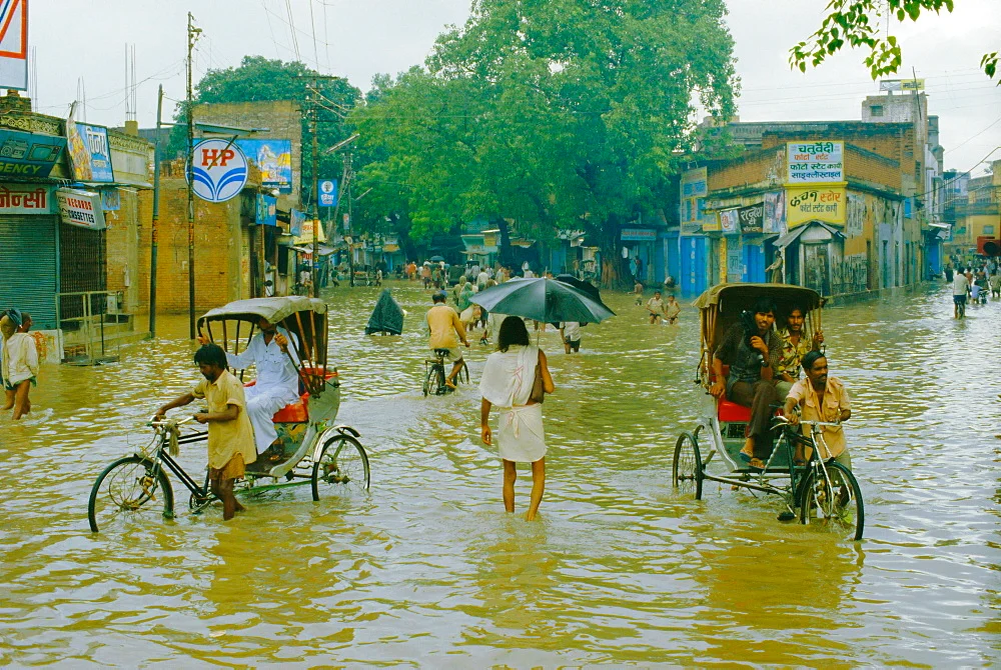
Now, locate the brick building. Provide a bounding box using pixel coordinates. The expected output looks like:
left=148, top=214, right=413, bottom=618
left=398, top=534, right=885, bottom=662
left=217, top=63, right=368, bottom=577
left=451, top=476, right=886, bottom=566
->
left=673, top=93, right=944, bottom=297
left=0, top=92, right=153, bottom=362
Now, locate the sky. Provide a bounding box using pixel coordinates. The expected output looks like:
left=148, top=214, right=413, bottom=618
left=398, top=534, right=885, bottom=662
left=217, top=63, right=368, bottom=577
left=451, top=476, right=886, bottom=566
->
left=26, top=0, right=1001, bottom=176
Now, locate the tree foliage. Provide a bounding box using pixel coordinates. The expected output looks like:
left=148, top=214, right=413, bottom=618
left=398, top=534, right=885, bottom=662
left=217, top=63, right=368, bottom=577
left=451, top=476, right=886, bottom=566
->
left=790, top=0, right=998, bottom=82
left=350, top=0, right=738, bottom=283
left=167, top=56, right=362, bottom=204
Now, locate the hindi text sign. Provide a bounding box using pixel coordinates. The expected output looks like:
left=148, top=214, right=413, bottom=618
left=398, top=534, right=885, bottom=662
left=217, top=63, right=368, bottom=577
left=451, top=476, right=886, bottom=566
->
left=787, top=141, right=843, bottom=184
left=786, top=186, right=846, bottom=229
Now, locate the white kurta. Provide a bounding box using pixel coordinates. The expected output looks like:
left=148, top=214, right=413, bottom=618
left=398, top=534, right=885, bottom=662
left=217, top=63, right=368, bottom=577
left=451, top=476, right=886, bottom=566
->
left=479, top=344, right=547, bottom=463
left=227, top=328, right=301, bottom=453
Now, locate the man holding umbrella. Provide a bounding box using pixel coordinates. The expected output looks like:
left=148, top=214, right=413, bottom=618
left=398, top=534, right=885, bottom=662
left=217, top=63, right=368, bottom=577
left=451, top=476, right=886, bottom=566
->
left=426, top=291, right=470, bottom=388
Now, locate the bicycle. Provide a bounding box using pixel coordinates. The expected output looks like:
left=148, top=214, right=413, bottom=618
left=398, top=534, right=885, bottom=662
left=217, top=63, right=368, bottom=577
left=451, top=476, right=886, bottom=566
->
left=423, top=348, right=469, bottom=396
left=88, top=415, right=371, bottom=533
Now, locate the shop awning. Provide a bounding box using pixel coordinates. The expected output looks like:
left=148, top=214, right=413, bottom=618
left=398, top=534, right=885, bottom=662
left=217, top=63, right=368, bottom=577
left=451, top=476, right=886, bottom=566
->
left=773, top=221, right=845, bottom=249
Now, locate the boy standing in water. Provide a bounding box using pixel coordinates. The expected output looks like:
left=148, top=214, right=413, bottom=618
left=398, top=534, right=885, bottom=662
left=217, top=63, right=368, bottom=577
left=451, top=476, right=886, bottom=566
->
left=155, top=344, right=257, bottom=520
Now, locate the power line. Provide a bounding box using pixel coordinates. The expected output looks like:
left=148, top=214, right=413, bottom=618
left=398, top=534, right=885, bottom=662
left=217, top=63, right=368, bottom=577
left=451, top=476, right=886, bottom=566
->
left=308, top=0, right=321, bottom=72
left=283, top=0, right=301, bottom=62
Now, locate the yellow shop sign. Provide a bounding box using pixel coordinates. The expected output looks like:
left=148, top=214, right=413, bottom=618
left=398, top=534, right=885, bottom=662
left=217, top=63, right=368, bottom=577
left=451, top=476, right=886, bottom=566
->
left=786, top=186, right=846, bottom=229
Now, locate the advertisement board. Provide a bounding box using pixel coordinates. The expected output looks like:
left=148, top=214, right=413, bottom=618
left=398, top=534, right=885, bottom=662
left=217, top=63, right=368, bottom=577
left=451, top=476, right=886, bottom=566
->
left=620, top=228, right=656, bottom=241
left=787, top=141, right=843, bottom=184
left=67, top=121, right=115, bottom=183
left=719, top=208, right=739, bottom=235
left=236, top=139, right=293, bottom=193
left=0, top=129, right=65, bottom=178
left=255, top=194, right=277, bottom=226
left=318, top=178, right=338, bottom=207
left=56, top=188, right=106, bottom=230
left=786, top=186, right=846, bottom=229
left=0, top=0, right=27, bottom=90
left=191, top=139, right=248, bottom=203
left=289, top=208, right=305, bottom=236
left=0, top=185, right=51, bottom=214
left=738, top=203, right=764, bottom=234
left=680, top=167, right=711, bottom=233
left=763, top=191, right=786, bottom=234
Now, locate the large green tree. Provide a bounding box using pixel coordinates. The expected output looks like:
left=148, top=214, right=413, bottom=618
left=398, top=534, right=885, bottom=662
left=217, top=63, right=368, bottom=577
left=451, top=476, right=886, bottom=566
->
left=350, top=0, right=738, bottom=285
left=791, top=1, right=998, bottom=82
left=167, top=56, right=362, bottom=206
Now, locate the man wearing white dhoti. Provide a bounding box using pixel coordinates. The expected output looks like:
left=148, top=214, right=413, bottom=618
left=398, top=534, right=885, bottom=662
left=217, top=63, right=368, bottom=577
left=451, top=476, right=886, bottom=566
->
left=200, top=317, right=301, bottom=461
left=479, top=316, right=555, bottom=521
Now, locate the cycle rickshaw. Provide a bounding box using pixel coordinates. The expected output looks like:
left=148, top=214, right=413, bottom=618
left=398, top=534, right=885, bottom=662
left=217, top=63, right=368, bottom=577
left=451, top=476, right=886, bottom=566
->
left=88, top=297, right=370, bottom=532
left=672, top=283, right=864, bottom=541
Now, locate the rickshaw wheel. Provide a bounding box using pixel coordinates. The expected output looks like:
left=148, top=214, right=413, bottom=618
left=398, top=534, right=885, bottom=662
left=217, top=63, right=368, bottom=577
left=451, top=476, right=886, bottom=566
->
left=311, top=434, right=371, bottom=501
left=88, top=456, right=174, bottom=533
left=672, top=432, right=704, bottom=500
left=799, top=461, right=864, bottom=541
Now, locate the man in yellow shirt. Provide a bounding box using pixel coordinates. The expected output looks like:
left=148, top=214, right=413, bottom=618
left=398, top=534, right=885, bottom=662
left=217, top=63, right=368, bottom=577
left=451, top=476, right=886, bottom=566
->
left=425, top=291, right=470, bottom=388
left=155, top=344, right=257, bottom=520
left=783, top=350, right=852, bottom=470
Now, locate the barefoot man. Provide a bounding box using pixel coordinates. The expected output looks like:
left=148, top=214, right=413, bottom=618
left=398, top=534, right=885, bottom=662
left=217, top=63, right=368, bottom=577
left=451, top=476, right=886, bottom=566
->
left=155, top=344, right=257, bottom=520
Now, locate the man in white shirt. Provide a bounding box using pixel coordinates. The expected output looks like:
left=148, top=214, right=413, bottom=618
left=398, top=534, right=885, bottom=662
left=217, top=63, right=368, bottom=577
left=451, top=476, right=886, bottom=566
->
left=476, top=268, right=490, bottom=291
left=199, top=317, right=301, bottom=461
left=953, top=269, right=970, bottom=319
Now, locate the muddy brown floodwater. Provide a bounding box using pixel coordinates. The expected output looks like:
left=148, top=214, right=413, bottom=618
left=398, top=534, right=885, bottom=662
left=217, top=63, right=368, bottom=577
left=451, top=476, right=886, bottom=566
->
left=1, top=280, right=999, bottom=666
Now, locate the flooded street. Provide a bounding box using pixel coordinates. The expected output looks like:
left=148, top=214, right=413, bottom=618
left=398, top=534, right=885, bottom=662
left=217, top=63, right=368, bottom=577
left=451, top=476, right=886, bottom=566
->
left=1, top=280, right=999, bottom=666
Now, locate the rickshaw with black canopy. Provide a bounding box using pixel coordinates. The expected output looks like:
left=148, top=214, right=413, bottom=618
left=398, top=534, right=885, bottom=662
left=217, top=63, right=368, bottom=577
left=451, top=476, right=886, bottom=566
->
left=672, top=282, right=864, bottom=541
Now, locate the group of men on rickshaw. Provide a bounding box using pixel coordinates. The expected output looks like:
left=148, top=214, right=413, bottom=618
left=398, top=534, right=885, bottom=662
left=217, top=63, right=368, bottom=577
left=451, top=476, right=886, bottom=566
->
left=709, top=297, right=852, bottom=472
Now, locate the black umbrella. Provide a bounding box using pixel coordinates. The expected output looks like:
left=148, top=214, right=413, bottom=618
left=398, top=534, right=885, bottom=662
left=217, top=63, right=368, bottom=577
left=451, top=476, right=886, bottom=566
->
left=470, top=278, right=615, bottom=324
left=365, top=289, right=404, bottom=335
left=429, top=255, right=445, bottom=262
left=554, top=274, right=601, bottom=301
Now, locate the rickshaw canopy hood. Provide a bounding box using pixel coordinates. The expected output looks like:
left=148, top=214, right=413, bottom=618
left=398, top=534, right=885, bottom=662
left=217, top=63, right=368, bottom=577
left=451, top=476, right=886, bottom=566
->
left=198, top=297, right=327, bottom=326
left=693, top=283, right=822, bottom=313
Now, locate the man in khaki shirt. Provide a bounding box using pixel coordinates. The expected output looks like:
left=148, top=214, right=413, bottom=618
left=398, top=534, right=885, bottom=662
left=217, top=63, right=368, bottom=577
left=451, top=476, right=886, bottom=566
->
left=783, top=350, right=852, bottom=470
left=425, top=291, right=470, bottom=388
left=156, top=344, right=257, bottom=520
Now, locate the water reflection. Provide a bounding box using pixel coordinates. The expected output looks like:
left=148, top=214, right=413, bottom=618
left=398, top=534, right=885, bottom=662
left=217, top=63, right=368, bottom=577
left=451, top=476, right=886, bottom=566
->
left=0, top=281, right=999, bottom=664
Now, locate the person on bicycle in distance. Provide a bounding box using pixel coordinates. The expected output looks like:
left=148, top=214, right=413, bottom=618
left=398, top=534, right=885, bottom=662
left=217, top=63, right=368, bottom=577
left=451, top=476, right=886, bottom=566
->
left=426, top=290, right=470, bottom=388
left=155, top=344, right=257, bottom=520
left=709, top=298, right=782, bottom=469
left=782, top=350, right=852, bottom=469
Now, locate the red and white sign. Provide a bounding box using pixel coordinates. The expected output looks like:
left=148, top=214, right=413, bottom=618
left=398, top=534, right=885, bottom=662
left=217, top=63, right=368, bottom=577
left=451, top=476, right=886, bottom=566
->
left=0, top=184, right=51, bottom=214
left=191, top=138, right=248, bottom=203
left=0, top=0, right=27, bottom=90
left=56, top=188, right=106, bottom=230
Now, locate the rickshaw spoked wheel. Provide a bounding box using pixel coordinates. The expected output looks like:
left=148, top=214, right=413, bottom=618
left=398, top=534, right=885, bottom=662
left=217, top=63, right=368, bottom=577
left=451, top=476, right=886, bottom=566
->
left=311, top=434, right=371, bottom=501
left=799, top=461, right=864, bottom=541
left=673, top=431, right=704, bottom=500
left=87, top=455, right=175, bottom=533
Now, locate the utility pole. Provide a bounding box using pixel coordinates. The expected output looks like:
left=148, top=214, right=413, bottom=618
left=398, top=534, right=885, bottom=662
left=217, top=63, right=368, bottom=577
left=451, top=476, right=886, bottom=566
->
left=149, top=84, right=163, bottom=338
left=310, top=92, right=320, bottom=297
left=305, top=75, right=342, bottom=297
left=185, top=12, right=201, bottom=338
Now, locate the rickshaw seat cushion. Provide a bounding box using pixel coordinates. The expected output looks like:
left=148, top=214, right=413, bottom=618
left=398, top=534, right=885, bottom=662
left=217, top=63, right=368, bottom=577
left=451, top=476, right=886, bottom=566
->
left=718, top=399, right=752, bottom=423
left=272, top=395, right=310, bottom=423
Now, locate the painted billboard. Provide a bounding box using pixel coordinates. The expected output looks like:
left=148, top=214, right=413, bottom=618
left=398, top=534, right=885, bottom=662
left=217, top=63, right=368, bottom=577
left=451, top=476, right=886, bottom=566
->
left=786, top=186, right=846, bottom=229
left=786, top=141, right=843, bottom=184
left=0, top=0, right=27, bottom=90
left=0, top=129, right=64, bottom=178
left=236, top=139, right=293, bottom=193
left=66, top=107, right=115, bottom=183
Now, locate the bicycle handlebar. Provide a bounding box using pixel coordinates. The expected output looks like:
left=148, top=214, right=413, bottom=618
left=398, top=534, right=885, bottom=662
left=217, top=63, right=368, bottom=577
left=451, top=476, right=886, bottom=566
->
left=148, top=415, right=195, bottom=428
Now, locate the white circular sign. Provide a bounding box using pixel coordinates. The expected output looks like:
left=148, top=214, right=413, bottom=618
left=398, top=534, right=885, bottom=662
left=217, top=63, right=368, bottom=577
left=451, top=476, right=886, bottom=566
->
left=191, top=139, right=248, bottom=203
left=320, top=180, right=335, bottom=194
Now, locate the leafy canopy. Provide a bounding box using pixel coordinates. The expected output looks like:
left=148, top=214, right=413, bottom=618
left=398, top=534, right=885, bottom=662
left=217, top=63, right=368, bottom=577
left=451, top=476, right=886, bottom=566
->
left=790, top=1, right=998, bottom=82
left=350, top=0, right=738, bottom=254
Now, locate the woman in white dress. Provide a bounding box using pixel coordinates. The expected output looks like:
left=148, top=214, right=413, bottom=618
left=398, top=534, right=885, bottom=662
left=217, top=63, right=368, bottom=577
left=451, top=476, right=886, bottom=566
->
left=479, top=316, right=555, bottom=520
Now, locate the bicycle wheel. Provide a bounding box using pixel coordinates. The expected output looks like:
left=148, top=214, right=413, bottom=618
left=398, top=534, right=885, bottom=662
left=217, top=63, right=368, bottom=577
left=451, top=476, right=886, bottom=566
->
left=422, top=364, right=434, bottom=396
left=88, top=456, right=175, bottom=533
left=434, top=364, right=448, bottom=395
left=799, top=461, right=864, bottom=541
left=311, top=434, right=371, bottom=500
left=672, top=431, right=703, bottom=500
